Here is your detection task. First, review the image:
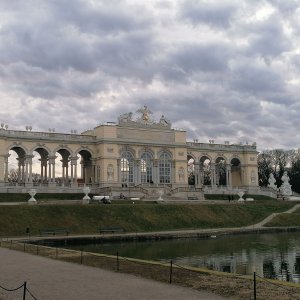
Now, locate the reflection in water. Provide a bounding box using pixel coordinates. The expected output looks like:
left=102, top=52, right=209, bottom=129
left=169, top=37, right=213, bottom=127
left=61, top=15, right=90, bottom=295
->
left=67, top=232, right=300, bottom=283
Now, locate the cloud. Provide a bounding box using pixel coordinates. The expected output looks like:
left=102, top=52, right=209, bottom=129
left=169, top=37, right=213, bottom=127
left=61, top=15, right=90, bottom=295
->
left=179, top=0, right=238, bottom=29
left=1, top=0, right=300, bottom=151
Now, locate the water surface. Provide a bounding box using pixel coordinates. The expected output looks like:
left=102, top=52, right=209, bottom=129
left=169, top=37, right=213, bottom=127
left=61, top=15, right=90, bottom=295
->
left=67, top=232, right=300, bottom=283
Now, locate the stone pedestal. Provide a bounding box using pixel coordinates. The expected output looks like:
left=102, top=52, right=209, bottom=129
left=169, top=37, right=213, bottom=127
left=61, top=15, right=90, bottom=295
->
left=28, top=189, right=37, bottom=205
left=82, top=185, right=91, bottom=204
left=237, top=191, right=244, bottom=202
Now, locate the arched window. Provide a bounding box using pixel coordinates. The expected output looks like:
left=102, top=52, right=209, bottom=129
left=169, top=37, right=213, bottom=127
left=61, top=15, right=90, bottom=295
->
left=159, top=152, right=171, bottom=184
left=121, top=151, right=134, bottom=184
left=141, top=152, right=153, bottom=184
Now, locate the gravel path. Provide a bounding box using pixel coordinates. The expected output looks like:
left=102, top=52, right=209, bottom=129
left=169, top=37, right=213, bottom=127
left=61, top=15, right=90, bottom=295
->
left=0, top=247, right=227, bottom=300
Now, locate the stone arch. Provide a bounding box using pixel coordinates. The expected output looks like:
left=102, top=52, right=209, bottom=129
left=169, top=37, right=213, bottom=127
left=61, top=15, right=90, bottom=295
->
left=199, top=155, right=212, bottom=185
left=77, top=149, right=93, bottom=184
left=138, top=146, right=154, bottom=158
left=231, top=157, right=242, bottom=186
left=119, top=146, right=136, bottom=158
left=215, top=156, right=227, bottom=186
left=7, top=145, right=28, bottom=184
left=30, top=145, right=51, bottom=156
left=187, top=153, right=196, bottom=185
left=157, top=148, right=173, bottom=160
left=53, top=145, right=74, bottom=157
left=30, top=146, right=50, bottom=184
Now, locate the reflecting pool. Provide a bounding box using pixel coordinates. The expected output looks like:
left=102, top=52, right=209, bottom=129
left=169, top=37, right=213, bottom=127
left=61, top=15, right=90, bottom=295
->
left=66, top=232, right=300, bottom=283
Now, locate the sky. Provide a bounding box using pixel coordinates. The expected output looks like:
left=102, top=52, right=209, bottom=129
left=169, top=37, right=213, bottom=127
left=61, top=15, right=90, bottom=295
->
left=1, top=0, right=300, bottom=151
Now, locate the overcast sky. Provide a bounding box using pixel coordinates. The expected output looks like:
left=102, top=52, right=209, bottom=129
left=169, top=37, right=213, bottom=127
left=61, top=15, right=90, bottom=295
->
left=1, top=0, right=300, bottom=151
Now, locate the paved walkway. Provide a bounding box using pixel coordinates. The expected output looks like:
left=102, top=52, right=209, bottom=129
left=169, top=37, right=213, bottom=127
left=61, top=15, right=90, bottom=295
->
left=0, top=248, right=227, bottom=300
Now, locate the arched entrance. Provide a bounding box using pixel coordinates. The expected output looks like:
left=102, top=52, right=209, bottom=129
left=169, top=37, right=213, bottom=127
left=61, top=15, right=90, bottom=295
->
left=231, top=157, right=242, bottom=186
left=199, top=156, right=211, bottom=185
left=215, top=157, right=227, bottom=186
left=187, top=154, right=195, bottom=185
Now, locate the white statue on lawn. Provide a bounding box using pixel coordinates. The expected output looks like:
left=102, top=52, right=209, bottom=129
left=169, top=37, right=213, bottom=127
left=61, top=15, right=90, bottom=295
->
left=280, top=171, right=292, bottom=196
left=268, top=173, right=277, bottom=189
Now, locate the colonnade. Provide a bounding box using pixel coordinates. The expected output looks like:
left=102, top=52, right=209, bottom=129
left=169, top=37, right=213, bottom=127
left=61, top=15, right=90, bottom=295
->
left=194, top=162, right=234, bottom=187
left=6, top=154, right=88, bottom=186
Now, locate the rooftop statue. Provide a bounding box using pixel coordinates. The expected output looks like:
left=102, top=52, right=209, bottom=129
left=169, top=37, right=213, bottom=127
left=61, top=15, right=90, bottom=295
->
left=159, top=115, right=171, bottom=126
left=136, top=105, right=153, bottom=123
left=118, top=112, right=133, bottom=123
left=117, top=106, right=172, bottom=128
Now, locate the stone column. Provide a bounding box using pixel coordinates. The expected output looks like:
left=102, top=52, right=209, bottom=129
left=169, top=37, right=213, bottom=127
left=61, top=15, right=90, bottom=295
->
left=153, top=159, right=159, bottom=185
left=241, top=164, right=245, bottom=186
left=226, top=164, right=232, bottom=187
left=194, top=162, right=200, bottom=187
left=135, top=159, right=141, bottom=185
left=70, top=156, right=78, bottom=187
left=48, top=156, right=56, bottom=184
left=94, top=164, right=98, bottom=183
left=199, top=165, right=204, bottom=185
left=171, top=160, right=175, bottom=185
left=4, top=154, right=9, bottom=182
left=117, top=159, right=121, bottom=185
left=40, top=158, right=48, bottom=182
left=211, top=163, right=216, bottom=187
left=25, top=155, right=33, bottom=185
left=17, top=157, right=25, bottom=184
left=215, top=164, right=220, bottom=186
left=61, top=158, right=69, bottom=185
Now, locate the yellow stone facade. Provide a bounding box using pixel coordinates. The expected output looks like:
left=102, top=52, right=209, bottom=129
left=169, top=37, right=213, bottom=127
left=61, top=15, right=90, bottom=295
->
left=0, top=107, right=258, bottom=192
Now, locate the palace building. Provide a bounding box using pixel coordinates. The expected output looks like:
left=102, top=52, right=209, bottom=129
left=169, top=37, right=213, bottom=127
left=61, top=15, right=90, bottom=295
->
left=0, top=106, right=259, bottom=199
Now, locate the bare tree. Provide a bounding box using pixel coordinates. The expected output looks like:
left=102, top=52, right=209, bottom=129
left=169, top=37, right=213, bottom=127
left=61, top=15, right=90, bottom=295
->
left=258, top=149, right=296, bottom=187
left=8, top=169, right=18, bottom=183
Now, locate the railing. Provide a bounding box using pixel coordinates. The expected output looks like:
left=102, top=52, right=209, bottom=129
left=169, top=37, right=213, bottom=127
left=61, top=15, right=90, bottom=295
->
left=0, top=278, right=37, bottom=299
left=186, top=142, right=257, bottom=152
left=170, top=186, right=203, bottom=194
left=1, top=239, right=299, bottom=300
left=0, top=129, right=96, bottom=142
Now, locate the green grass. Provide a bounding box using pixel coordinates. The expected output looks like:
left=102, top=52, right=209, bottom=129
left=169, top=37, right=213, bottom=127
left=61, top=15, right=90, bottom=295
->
left=0, top=200, right=294, bottom=237
left=264, top=213, right=300, bottom=227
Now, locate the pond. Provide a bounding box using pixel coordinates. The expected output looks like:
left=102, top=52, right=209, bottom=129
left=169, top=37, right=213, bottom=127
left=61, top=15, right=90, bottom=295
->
left=65, top=232, right=300, bottom=283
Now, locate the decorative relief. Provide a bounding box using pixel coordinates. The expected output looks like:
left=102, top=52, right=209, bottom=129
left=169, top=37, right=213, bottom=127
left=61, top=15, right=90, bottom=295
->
left=118, top=105, right=172, bottom=129
left=250, top=157, right=255, bottom=161
left=178, top=167, right=185, bottom=182
left=107, top=164, right=114, bottom=181
left=107, top=148, right=114, bottom=153
left=178, top=152, right=184, bottom=156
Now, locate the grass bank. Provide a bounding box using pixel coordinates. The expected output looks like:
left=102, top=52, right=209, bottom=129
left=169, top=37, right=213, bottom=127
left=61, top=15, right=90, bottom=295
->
left=265, top=213, right=300, bottom=227
left=0, top=201, right=294, bottom=237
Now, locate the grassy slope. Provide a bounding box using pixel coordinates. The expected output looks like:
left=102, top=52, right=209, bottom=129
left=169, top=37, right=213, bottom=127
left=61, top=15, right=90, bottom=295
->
left=265, top=213, right=300, bottom=227
left=0, top=201, right=294, bottom=237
